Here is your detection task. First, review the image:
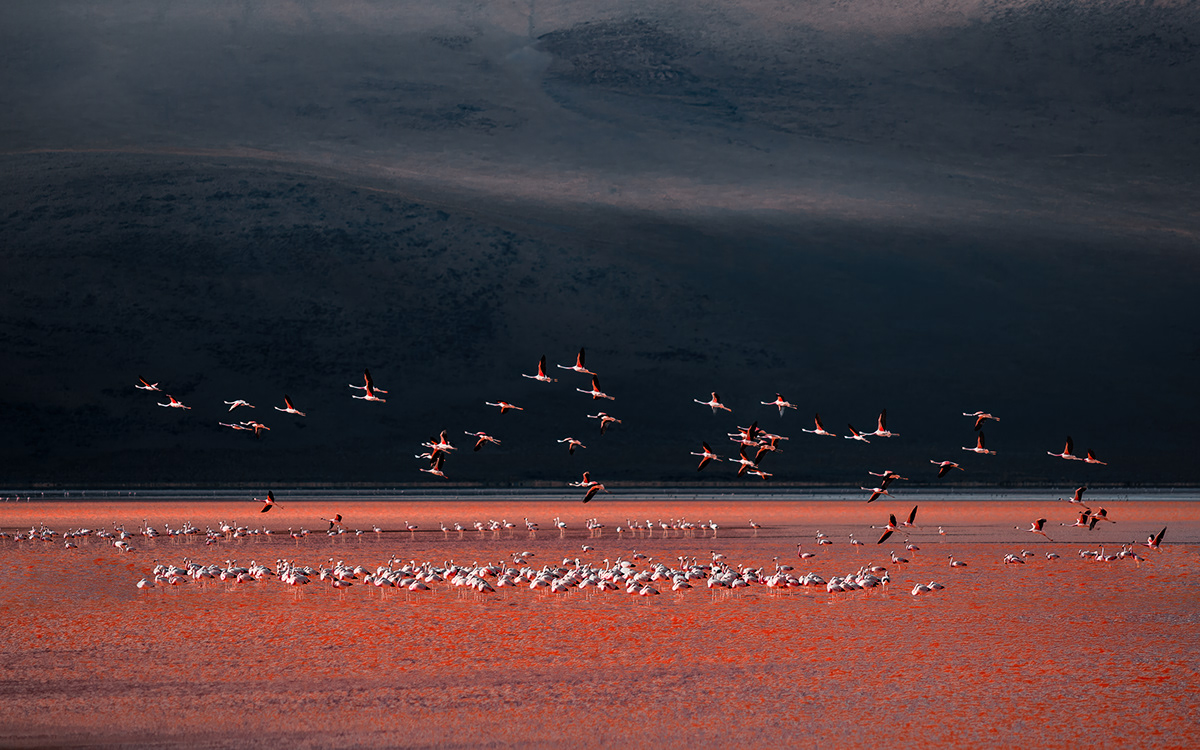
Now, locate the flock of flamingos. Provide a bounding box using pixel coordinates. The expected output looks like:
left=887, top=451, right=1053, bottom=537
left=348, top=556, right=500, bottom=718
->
left=16, top=347, right=1173, bottom=598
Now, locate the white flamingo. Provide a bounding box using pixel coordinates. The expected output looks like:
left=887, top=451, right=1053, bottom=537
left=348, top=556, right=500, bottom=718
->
left=522, top=355, right=558, bottom=383
left=274, top=395, right=305, bottom=416
left=802, top=413, right=837, bottom=437
left=695, top=392, right=732, bottom=413
left=962, top=433, right=995, bottom=455
left=762, top=393, right=797, bottom=416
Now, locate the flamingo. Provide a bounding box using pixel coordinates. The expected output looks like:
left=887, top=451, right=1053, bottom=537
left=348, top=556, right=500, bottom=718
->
left=557, top=347, right=596, bottom=376
left=730, top=446, right=760, bottom=477
left=870, top=469, right=908, bottom=485
left=1063, top=486, right=1089, bottom=506
left=797, top=543, right=815, bottom=559
left=423, top=430, right=456, bottom=453
left=135, top=377, right=161, bottom=391
left=350, top=369, right=387, bottom=402
left=486, top=400, right=524, bottom=413
left=762, top=393, right=797, bottom=416
left=1065, top=510, right=1097, bottom=529
left=729, top=422, right=761, bottom=446
left=522, top=355, right=558, bottom=383
left=558, top=437, right=585, bottom=455
left=690, top=442, right=722, bottom=471
left=931, top=460, right=964, bottom=478
left=876, top=514, right=899, bottom=544
left=243, top=421, right=270, bottom=435
left=420, top=453, right=447, bottom=478
left=465, top=431, right=500, bottom=451
left=866, top=409, right=898, bottom=438
left=224, top=399, right=254, bottom=411
left=219, top=421, right=251, bottom=431
left=1019, top=518, right=1054, bottom=541
left=1083, top=449, right=1108, bottom=466
left=802, top=413, right=837, bottom=438
left=569, top=471, right=598, bottom=488
left=577, top=375, right=615, bottom=401
left=901, top=505, right=919, bottom=528
left=949, top=556, right=967, bottom=567
left=588, top=412, right=621, bottom=434
left=349, top=368, right=388, bottom=398
left=1047, top=436, right=1080, bottom=461
left=695, top=392, right=732, bottom=413
left=274, top=395, right=305, bottom=416
left=861, top=487, right=890, bottom=504
left=845, top=424, right=871, bottom=443
left=1143, top=528, right=1166, bottom=550
left=962, top=433, right=995, bottom=455
left=157, top=395, right=191, bottom=410
left=963, top=411, right=999, bottom=431
left=583, top=483, right=608, bottom=504
left=256, top=490, right=278, bottom=513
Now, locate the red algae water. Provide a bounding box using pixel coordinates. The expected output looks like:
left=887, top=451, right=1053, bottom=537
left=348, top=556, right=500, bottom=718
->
left=2, top=493, right=1198, bottom=748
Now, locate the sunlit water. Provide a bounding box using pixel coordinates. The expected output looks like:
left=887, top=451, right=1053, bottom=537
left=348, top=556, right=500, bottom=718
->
left=2, top=491, right=1198, bottom=748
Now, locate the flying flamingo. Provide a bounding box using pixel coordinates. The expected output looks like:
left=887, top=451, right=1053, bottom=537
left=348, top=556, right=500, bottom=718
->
left=577, top=375, right=615, bottom=401
left=1083, top=449, right=1108, bottom=466
left=1143, top=528, right=1166, bottom=550
left=901, top=505, right=919, bottom=528
left=224, top=399, right=254, bottom=411
left=243, top=421, right=270, bottom=435
left=1018, top=518, right=1054, bottom=541
left=762, top=393, right=797, bottom=416
left=1065, top=510, right=1096, bottom=529
left=963, top=411, right=999, bottom=431
left=875, top=514, right=900, bottom=544
left=569, top=471, right=598, bottom=488
left=157, top=395, right=191, bottom=410
left=870, top=469, right=908, bottom=485
left=802, top=413, right=837, bottom=437
left=695, top=392, right=732, bottom=413
left=931, top=460, right=964, bottom=478
left=349, top=370, right=387, bottom=402
left=583, top=483, right=608, bottom=504
left=861, top=487, right=890, bottom=504
left=420, top=453, right=448, bottom=478
left=558, top=437, right=585, bottom=455
left=845, top=424, right=871, bottom=443
left=1047, top=436, right=1080, bottom=461
left=962, top=432, right=995, bottom=455
left=219, top=421, right=251, bottom=431
left=486, top=400, right=524, bottom=414
left=274, top=395, right=305, bottom=416
left=256, top=490, right=278, bottom=513
left=690, top=442, right=722, bottom=471
left=557, top=347, right=596, bottom=376
left=729, top=422, right=761, bottom=446
left=730, top=446, right=760, bottom=477
left=135, top=378, right=161, bottom=392
left=465, top=431, right=500, bottom=451
left=1062, top=486, right=1089, bottom=506
left=866, top=409, right=898, bottom=438
left=522, top=355, right=558, bottom=383
left=588, top=412, right=621, bottom=434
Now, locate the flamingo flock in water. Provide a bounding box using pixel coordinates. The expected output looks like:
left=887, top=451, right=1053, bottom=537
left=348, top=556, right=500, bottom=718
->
left=50, top=351, right=1159, bottom=596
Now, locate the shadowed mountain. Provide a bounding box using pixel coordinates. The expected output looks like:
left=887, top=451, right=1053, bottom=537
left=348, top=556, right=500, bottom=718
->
left=1, top=0, right=1197, bottom=486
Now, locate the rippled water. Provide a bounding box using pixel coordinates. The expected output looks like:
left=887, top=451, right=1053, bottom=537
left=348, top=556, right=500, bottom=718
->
left=2, top=494, right=1198, bottom=748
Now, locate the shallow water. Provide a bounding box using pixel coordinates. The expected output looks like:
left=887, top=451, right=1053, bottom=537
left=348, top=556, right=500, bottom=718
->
left=2, top=494, right=1198, bottom=748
